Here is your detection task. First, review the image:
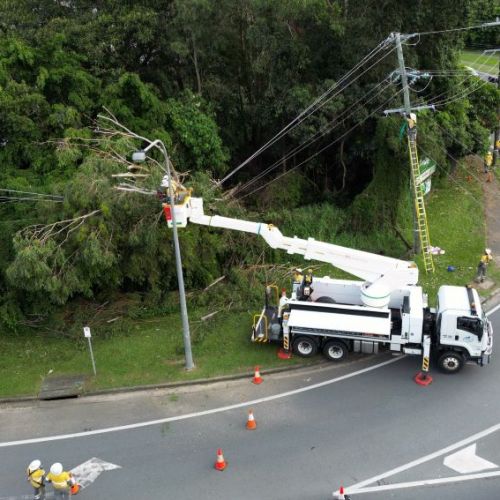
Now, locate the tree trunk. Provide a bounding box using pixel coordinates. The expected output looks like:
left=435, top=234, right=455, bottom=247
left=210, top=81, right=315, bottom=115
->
left=191, top=32, right=202, bottom=95
left=339, top=140, right=347, bottom=192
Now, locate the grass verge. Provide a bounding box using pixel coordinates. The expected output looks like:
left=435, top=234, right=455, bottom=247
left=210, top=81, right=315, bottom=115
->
left=461, top=50, right=499, bottom=74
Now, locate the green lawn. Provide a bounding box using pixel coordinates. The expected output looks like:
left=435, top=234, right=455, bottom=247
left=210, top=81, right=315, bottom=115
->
left=461, top=50, right=499, bottom=74
left=0, top=159, right=493, bottom=398
left=0, top=310, right=309, bottom=398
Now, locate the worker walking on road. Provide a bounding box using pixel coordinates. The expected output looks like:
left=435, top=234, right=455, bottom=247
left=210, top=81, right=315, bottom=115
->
left=476, top=248, right=493, bottom=283
left=26, top=460, right=46, bottom=500
left=46, top=463, right=75, bottom=499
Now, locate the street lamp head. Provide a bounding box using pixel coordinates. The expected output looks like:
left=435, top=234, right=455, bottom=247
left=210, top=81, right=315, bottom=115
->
left=132, top=150, right=147, bottom=163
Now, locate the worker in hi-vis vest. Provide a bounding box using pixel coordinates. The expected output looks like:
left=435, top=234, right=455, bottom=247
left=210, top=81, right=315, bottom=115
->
left=476, top=248, right=493, bottom=283
left=26, top=460, right=45, bottom=500
left=46, top=463, right=75, bottom=499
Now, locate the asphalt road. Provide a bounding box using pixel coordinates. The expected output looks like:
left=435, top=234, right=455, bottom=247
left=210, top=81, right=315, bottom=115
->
left=1, top=307, right=499, bottom=500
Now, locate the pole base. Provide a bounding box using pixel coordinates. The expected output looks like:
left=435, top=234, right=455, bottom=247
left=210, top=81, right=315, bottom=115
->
left=414, top=371, right=433, bottom=386
left=277, top=348, right=292, bottom=359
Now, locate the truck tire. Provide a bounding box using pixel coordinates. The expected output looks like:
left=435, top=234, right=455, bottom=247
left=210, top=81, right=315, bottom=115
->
left=438, top=351, right=464, bottom=374
left=292, top=336, right=318, bottom=357
left=315, top=296, right=336, bottom=304
left=323, top=340, right=348, bottom=362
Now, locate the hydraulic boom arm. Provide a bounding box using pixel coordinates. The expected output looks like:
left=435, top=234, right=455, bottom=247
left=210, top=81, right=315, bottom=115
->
left=180, top=197, right=418, bottom=307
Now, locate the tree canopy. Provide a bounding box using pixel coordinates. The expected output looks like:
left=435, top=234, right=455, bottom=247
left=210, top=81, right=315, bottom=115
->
left=0, top=0, right=498, bottom=327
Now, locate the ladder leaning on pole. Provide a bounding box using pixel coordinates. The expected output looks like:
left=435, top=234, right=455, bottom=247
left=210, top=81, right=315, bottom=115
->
left=407, top=122, right=435, bottom=273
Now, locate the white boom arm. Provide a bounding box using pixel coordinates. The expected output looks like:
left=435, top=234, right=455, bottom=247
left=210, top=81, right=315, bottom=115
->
left=184, top=197, right=418, bottom=307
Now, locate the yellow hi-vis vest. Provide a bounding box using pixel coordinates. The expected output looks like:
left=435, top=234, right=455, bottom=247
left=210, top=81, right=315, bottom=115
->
left=27, top=468, right=45, bottom=489
left=46, top=471, right=72, bottom=490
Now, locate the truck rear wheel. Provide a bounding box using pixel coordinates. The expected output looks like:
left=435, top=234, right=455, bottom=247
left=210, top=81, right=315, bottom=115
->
left=323, top=340, right=348, bottom=362
left=292, top=336, right=318, bottom=357
left=438, top=351, right=464, bottom=374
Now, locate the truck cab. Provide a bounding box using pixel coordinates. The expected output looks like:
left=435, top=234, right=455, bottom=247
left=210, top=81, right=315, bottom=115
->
left=435, top=286, right=493, bottom=373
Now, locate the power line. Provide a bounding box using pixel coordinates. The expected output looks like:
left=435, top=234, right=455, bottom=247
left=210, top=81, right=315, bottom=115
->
left=0, top=188, right=63, bottom=200
left=411, top=21, right=500, bottom=38
left=234, top=79, right=393, bottom=197
left=239, top=87, right=405, bottom=200
left=218, top=37, right=395, bottom=185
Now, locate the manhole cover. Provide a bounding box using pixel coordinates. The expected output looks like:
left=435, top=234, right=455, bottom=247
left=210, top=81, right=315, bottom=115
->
left=39, top=374, right=86, bottom=400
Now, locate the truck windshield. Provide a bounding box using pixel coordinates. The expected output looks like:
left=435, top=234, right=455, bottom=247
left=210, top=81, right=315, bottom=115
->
left=457, top=317, right=483, bottom=339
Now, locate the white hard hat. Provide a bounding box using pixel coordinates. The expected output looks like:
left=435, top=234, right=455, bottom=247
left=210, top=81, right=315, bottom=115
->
left=50, top=463, right=63, bottom=475
left=160, top=174, right=170, bottom=188
left=28, top=460, right=41, bottom=473
left=485, top=248, right=492, bottom=255
left=409, top=113, right=417, bottom=121
left=294, top=268, right=303, bottom=273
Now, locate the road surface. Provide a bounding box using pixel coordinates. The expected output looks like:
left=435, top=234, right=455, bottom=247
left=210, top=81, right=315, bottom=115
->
left=1, top=306, right=499, bottom=499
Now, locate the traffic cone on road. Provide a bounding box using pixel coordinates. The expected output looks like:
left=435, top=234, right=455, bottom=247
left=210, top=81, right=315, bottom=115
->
left=214, top=448, right=227, bottom=471
left=70, top=483, right=80, bottom=495
left=333, top=485, right=350, bottom=499
left=252, top=366, right=263, bottom=384
left=246, top=409, right=257, bottom=430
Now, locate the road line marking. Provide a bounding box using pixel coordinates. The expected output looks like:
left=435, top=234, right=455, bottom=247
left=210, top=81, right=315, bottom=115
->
left=347, top=471, right=500, bottom=494
left=343, top=422, right=500, bottom=494
left=0, top=357, right=402, bottom=448
left=486, top=303, right=500, bottom=316
left=443, top=443, right=497, bottom=473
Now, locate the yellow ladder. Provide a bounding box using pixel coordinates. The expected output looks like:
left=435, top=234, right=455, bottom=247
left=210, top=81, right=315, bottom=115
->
left=408, top=135, right=434, bottom=273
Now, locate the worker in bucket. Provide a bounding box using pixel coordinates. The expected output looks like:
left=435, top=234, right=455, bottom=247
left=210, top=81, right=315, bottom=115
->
left=292, top=268, right=303, bottom=299
left=278, top=288, right=288, bottom=321
left=26, top=460, right=46, bottom=500
left=476, top=248, right=493, bottom=283
left=46, top=463, right=75, bottom=499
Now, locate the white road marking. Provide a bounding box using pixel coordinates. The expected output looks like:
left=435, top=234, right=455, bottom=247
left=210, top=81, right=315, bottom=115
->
left=342, top=471, right=500, bottom=495
left=70, top=457, right=121, bottom=489
left=443, top=443, right=497, bottom=474
left=486, top=302, right=500, bottom=316
left=341, top=422, right=500, bottom=495
left=0, top=357, right=402, bottom=448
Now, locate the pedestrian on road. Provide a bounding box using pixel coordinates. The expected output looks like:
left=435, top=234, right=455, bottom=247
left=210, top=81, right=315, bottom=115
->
left=476, top=248, right=493, bottom=283
left=46, top=463, right=75, bottom=499
left=26, top=460, right=45, bottom=500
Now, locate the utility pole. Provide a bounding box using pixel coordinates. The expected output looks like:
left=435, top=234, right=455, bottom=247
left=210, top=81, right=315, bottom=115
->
left=394, top=32, right=420, bottom=255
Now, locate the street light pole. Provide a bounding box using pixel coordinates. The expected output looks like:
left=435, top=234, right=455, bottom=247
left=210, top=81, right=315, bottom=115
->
left=138, top=140, right=195, bottom=371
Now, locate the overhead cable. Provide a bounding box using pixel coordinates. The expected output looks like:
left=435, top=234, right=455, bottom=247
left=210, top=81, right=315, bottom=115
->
left=238, top=87, right=405, bottom=200
left=234, top=79, right=393, bottom=197
left=218, top=37, right=394, bottom=185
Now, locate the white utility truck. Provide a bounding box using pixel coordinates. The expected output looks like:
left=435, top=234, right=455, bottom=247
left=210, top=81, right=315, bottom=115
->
left=163, top=188, right=493, bottom=374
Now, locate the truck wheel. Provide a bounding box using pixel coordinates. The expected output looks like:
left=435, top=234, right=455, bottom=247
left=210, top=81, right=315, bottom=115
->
left=438, top=351, right=464, bottom=374
left=323, top=340, right=348, bottom=362
left=292, top=336, right=318, bottom=357
left=315, top=296, right=336, bottom=304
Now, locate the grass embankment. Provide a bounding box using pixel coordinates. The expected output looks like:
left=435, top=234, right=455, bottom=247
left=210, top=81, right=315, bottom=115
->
left=461, top=50, right=499, bottom=74
left=0, top=160, right=494, bottom=398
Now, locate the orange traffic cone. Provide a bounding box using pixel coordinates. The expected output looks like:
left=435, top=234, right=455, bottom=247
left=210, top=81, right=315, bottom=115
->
left=70, top=483, right=80, bottom=495
left=333, top=485, right=347, bottom=499
left=214, top=448, right=227, bottom=471
left=252, top=366, right=263, bottom=384
left=246, top=409, right=257, bottom=430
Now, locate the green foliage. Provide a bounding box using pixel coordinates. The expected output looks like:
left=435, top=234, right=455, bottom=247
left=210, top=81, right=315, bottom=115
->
left=0, top=0, right=496, bottom=336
